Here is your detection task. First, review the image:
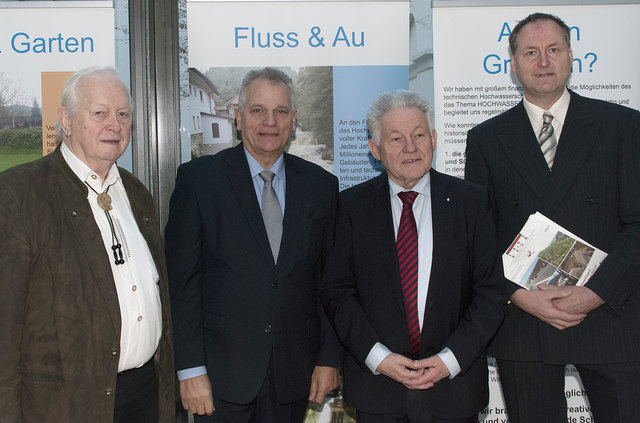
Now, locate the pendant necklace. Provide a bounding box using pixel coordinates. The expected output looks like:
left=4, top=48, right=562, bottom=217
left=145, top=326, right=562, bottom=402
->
left=85, top=181, right=125, bottom=265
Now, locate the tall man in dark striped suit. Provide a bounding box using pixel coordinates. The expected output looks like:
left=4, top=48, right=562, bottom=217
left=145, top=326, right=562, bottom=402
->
left=465, top=12, right=640, bottom=423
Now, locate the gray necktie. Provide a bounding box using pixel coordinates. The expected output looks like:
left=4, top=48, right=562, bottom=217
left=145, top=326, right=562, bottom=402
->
left=259, top=170, right=283, bottom=262
left=538, top=112, right=558, bottom=169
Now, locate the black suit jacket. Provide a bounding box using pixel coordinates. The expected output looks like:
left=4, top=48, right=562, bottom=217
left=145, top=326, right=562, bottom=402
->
left=165, top=143, right=342, bottom=404
left=465, top=90, right=640, bottom=364
left=320, top=169, right=506, bottom=418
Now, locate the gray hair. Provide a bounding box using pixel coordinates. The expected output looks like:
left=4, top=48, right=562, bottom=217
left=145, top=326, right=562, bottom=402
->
left=238, top=67, right=295, bottom=110
left=367, top=89, right=434, bottom=145
left=55, top=66, right=132, bottom=139
left=509, top=13, right=571, bottom=55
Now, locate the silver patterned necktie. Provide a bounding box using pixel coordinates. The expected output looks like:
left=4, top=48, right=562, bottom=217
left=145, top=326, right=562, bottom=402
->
left=539, top=112, right=558, bottom=169
left=259, top=170, right=283, bottom=262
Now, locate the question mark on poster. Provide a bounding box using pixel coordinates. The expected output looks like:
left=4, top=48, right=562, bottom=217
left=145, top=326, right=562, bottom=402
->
left=585, top=53, right=597, bottom=72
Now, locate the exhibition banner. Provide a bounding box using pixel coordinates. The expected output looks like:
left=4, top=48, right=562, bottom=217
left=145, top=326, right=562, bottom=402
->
left=186, top=1, right=408, bottom=420
left=0, top=1, right=115, bottom=172
left=186, top=0, right=409, bottom=191
left=433, top=4, right=640, bottom=179
left=433, top=4, right=640, bottom=423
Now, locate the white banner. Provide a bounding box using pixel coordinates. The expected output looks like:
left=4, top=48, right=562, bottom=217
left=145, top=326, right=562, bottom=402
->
left=188, top=1, right=408, bottom=68
left=433, top=4, right=640, bottom=178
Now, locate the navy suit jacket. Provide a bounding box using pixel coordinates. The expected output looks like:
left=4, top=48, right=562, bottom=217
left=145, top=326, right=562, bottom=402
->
left=465, top=90, right=640, bottom=364
left=321, top=169, right=506, bottom=418
left=165, top=143, right=342, bottom=404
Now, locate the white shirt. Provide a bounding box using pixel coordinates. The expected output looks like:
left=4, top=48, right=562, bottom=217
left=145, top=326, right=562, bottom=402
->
left=523, top=87, right=571, bottom=144
left=364, top=173, right=461, bottom=378
left=61, top=143, right=162, bottom=372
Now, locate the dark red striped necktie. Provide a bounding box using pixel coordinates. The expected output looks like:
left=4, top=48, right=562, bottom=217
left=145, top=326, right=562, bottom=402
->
left=396, top=190, right=420, bottom=356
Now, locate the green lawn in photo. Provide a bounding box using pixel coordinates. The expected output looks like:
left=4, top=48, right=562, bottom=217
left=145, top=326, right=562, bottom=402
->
left=0, top=146, right=42, bottom=173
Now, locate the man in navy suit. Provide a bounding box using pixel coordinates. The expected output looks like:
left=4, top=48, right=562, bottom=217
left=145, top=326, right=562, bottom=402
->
left=165, top=67, right=341, bottom=422
left=465, top=12, right=640, bottom=423
left=321, top=89, right=506, bottom=423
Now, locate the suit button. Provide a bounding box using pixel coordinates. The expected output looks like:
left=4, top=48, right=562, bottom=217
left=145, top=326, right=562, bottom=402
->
left=111, top=348, right=118, bottom=356
left=586, top=197, right=595, bottom=205
left=272, top=281, right=279, bottom=289
left=264, top=325, right=272, bottom=333
left=512, top=200, right=519, bottom=207
left=105, top=388, right=113, bottom=396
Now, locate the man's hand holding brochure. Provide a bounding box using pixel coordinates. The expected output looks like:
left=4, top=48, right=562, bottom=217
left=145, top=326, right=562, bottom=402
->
left=503, top=212, right=607, bottom=290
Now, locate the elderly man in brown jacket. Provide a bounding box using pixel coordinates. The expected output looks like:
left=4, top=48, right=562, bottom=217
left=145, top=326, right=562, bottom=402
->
left=0, top=67, right=174, bottom=422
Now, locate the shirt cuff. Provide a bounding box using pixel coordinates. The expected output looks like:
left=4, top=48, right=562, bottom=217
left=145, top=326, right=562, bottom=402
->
left=365, top=342, right=392, bottom=375
left=438, top=347, right=461, bottom=379
left=177, top=366, right=207, bottom=381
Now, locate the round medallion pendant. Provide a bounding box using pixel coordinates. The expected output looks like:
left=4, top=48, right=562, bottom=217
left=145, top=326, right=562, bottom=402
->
left=97, top=192, right=113, bottom=211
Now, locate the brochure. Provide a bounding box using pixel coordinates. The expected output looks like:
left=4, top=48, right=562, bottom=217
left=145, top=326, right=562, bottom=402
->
left=502, top=212, right=607, bottom=289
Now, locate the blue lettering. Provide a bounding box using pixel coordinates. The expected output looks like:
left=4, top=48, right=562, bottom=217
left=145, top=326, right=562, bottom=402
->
left=287, top=32, right=299, bottom=47
left=351, top=31, right=364, bottom=47
left=80, top=37, right=94, bottom=52
left=32, top=37, right=46, bottom=53
left=235, top=27, right=299, bottom=49
left=332, top=26, right=349, bottom=47
left=569, top=25, right=580, bottom=41
left=483, top=54, right=510, bottom=74
left=66, top=37, right=79, bottom=52
left=498, top=22, right=511, bottom=42
left=572, top=57, right=582, bottom=73
left=11, top=32, right=30, bottom=53
left=272, top=32, right=284, bottom=48
left=235, top=27, right=249, bottom=48
left=257, top=31, right=270, bottom=48
left=11, top=32, right=95, bottom=53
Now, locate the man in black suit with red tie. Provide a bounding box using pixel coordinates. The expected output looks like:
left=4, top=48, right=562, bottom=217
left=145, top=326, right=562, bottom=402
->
left=465, top=12, right=640, bottom=423
left=165, top=67, right=341, bottom=422
left=321, top=89, right=506, bottom=423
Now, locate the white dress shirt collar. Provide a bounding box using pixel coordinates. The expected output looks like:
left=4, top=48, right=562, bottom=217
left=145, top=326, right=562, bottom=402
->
left=523, top=88, right=571, bottom=139
left=60, top=142, right=120, bottom=190
left=387, top=171, right=431, bottom=199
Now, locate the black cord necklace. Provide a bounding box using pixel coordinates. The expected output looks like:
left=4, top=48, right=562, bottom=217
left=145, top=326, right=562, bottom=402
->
left=85, top=181, right=125, bottom=265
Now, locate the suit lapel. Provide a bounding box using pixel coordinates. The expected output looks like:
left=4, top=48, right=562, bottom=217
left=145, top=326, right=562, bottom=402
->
left=52, top=150, right=122, bottom=337
left=423, top=170, right=454, bottom=319
left=500, top=103, right=552, bottom=200
left=226, top=144, right=274, bottom=265
left=370, top=173, right=407, bottom=315
left=542, top=92, right=598, bottom=215
left=278, top=153, right=303, bottom=268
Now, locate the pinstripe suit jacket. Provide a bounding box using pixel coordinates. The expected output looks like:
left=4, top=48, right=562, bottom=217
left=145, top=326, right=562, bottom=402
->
left=465, top=90, right=640, bottom=364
